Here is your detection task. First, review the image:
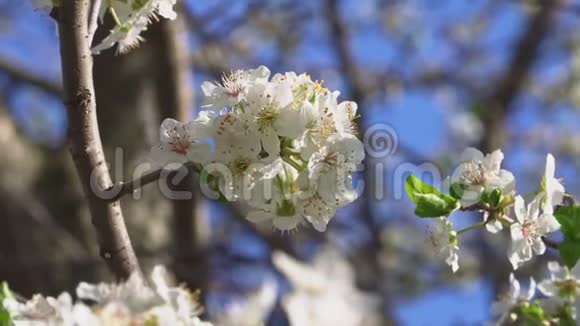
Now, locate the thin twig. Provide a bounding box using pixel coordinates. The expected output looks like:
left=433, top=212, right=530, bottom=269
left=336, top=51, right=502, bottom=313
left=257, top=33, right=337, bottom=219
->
left=87, top=0, right=102, bottom=45
left=479, top=0, right=559, bottom=152
left=102, top=162, right=199, bottom=202
left=104, top=167, right=164, bottom=202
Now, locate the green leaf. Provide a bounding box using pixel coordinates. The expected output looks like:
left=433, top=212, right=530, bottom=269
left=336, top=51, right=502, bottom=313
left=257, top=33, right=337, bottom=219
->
left=555, top=206, right=580, bottom=240
left=554, top=303, right=577, bottom=326
left=449, top=182, right=466, bottom=200
left=519, top=301, right=546, bottom=323
left=0, top=282, right=12, bottom=326
left=559, top=240, right=580, bottom=269
left=405, top=175, right=459, bottom=218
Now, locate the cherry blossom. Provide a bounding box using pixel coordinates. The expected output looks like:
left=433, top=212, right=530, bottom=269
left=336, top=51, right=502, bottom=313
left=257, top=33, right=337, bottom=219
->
left=491, top=274, right=536, bottom=324
left=429, top=217, right=460, bottom=273
left=541, top=153, right=566, bottom=215
left=453, top=147, right=515, bottom=207
left=508, top=195, right=560, bottom=270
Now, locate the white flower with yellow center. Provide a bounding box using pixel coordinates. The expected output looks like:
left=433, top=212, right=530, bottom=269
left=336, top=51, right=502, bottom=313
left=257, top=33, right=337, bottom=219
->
left=246, top=163, right=305, bottom=231
left=453, top=147, right=515, bottom=207
left=149, top=118, right=212, bottom=170
left=210, top=119, right=265, bottom=200
left=297, top=91, right=341, bottom=159
left=508, top=195, right=560, bottom=270
left=304, top=134, right=364, bottom=208
left=201, top=66, right=271, bottom=110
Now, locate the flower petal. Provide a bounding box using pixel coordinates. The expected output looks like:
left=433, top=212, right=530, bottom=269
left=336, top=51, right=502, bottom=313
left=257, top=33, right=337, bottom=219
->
left=459, top=147, right=484, bottom=163
left=513, top=195, right=527, bottom=224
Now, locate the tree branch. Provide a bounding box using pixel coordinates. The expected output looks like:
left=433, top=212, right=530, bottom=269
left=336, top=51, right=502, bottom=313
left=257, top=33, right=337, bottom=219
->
left=56, top=0, right=140, bottom=280
left=0, top=56, right=62, bottom=96
left=101, top=162, right=198, bottom=202
left=324, top=0, right=383, bottom=252
left=87, top=0, right=102, bottom=45
left=480, top=0, right=559, bottom=152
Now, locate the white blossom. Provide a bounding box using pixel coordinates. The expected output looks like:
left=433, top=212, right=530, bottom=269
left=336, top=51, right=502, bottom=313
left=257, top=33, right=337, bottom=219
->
left=429, top=217, right=460, bottom=273
left=146, top=66, right=364, bottom=232
left=91, top=17, right=149, bottom=55
left=245, top=133, right=363, bottom=232
left=272, top=249, right=380, bottom=326
left=243, top=159, right=302, bottom=230
left=541, top=153, right=565, bottom=215
left=150, top=118, right=212, bottom=170
left=4, top=266, right=212, bottom=326
left=3, top=292, right=80, bottom=325
left=538, top=261, right=580, bottom=300
left=92, top=0, right=177, bottom=54
left=247, top=198, right=304, bottom=232
left=150, top=266, right=211, bottom=326
left=210, top=116, right=266, bottom=201
left=197, top=67, right=363, bottom=231
left=201, top=66, right=271, bottom=110
left=536, top=262, right=580, bottom=321
left=304, top=134, right=364, bottom=207
left=491, top=273, right=536, bottom=324
left=482, top=210, right=505, bottom=234
left=453, top=147, right=515, bottom=207
left=508, top=195, right=560, bottom=270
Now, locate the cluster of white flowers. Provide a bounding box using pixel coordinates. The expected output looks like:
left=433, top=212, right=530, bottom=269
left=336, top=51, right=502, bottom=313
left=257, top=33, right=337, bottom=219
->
left=428, top=149, right=565, bottom=273
left=3, top=266, right=211, bottom=325
left=491, top=261, right=580, bottom=324
left=150, top=66, right=364, bottom=232
left=32, top=0, right=177, bottom=54
left=272, top=249, right=380, bottom=326
left=429, top=217, right=459, bottom=273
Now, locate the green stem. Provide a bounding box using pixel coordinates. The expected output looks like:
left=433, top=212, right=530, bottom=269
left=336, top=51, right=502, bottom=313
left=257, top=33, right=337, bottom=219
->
left=456, top=221, right=486, bottom=235
left=281, top=148, right=300, bottom=156
left=291, top=153, right=308, bottom=165
left=282, top=156, right=303, bottom=172
left=108, top=0, right=123, bottom=27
